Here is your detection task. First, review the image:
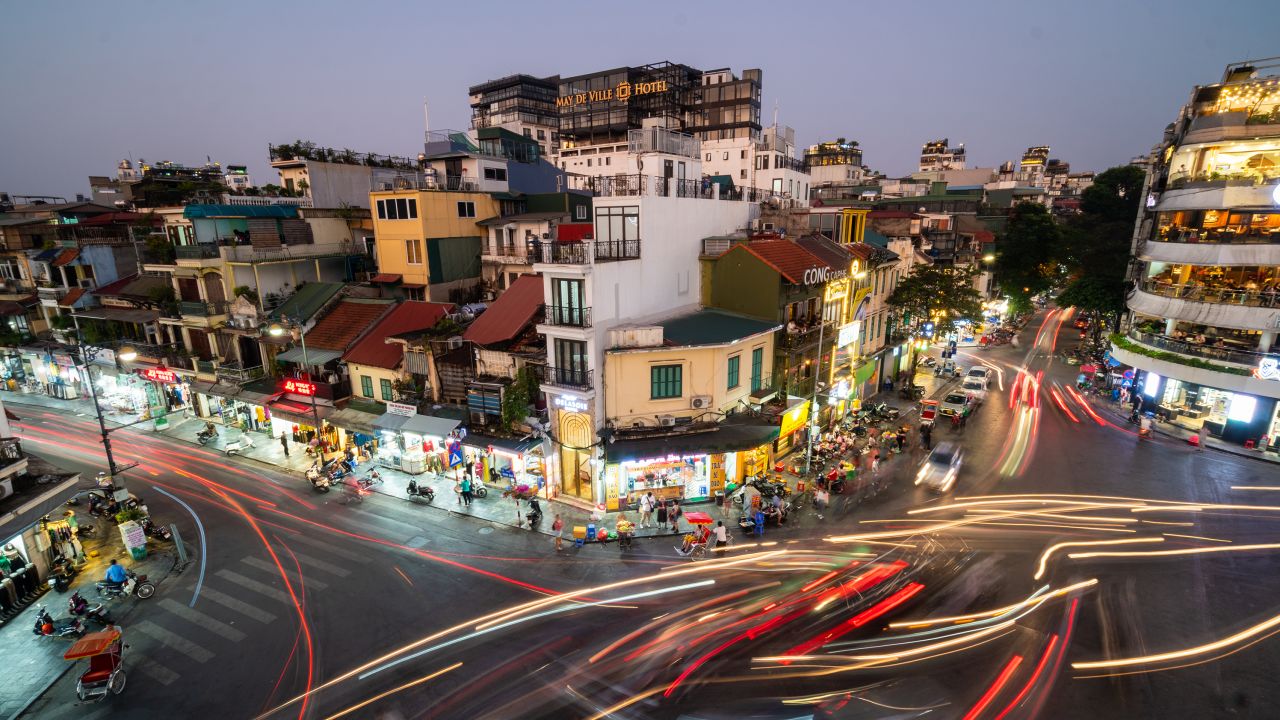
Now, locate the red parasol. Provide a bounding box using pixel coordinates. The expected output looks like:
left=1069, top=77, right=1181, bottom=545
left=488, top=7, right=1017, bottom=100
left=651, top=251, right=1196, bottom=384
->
left=1080, top=364, right=1098, bottom=374
left=683, top=511, right=715, bottom=525
left=64, top=629, right=121, bottom=660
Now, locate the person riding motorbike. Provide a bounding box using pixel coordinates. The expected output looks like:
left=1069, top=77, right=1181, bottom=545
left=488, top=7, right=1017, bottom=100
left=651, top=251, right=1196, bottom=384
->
left=103, top=559, right=127, bottom=588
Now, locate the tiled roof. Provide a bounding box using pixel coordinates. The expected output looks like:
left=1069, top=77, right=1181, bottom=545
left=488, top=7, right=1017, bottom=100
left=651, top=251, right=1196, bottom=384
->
left=50, top=249, right=80, bottom=267
left=58, top=288, right=87, bottom=307
left=730, top=240, right=827, bottom=284
left=304, top=300, right=394, bottom=351
left=343, top=301, right=453, bottom=369
left=463, top=274, right=543, bottom=346
left=796, top=235, right=855, bottom=271
left=92, top=273, right=169, bottom=300
left=369, top=273, right=402, bottom=284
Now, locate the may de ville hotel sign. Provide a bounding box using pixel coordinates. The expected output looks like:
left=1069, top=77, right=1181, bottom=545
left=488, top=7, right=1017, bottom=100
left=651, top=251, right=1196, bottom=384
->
left=556, top=80, right=670, bottom=107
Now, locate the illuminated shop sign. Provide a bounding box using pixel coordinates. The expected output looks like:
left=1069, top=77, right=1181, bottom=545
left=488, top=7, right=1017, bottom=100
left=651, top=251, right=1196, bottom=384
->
left=140, top=367, right=176, bottom=384
left=802, top=266, right=848, bottom=286
left=556, top=80, right=669, bottom=108
left=282, top=378, right=316, bottom=396
left=837, top=322, right=860, bottom=348
left=553, top=395, right=589, bottom=413
left=1256, top=357, right=1280, bottom=381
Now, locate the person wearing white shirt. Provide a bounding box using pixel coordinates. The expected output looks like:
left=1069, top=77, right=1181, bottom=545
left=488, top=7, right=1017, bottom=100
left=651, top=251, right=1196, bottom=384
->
left=713, top=521, right=728, bottom=554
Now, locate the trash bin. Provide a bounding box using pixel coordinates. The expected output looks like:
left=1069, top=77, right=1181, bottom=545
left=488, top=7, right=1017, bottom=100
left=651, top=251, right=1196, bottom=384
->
left=129, top=546, right=147, bottom=561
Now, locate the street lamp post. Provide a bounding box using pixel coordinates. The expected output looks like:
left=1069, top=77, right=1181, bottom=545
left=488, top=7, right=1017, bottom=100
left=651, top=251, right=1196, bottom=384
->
left=269, top=318, right=322, bottom=436
left=76, top=340, right=138, bottom=484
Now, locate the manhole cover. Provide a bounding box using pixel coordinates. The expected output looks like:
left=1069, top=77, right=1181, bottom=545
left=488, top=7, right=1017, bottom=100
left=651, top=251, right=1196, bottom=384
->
left=477, top=527, right=494, bottom=535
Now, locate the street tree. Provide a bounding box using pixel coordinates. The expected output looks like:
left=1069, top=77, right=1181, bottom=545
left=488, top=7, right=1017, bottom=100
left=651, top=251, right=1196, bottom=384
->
left=994, top=202, right=1060, bottom=313
left=888, top=264, right=984, bottom=370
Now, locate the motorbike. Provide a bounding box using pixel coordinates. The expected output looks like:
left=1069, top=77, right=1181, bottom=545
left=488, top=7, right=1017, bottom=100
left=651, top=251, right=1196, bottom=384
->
left=309, top=474, right=331, bottom=493
left=224, top=433, right=255, bottom=455
left=68, top=592, right=114, bottom=626
left=406, top=479, right=435, bottom=503
left=48, top=558, right=78, bottom=593
left=356, top=470, right=382, bottom=491
left=34, top=606, right=86, bottom=638
left=97, top=571, right=155, bottom=601
left=525, top=497, right=543, bottom=528
left=870, top=402, right=900, bottom=421
left=196, top=427, right=218, bottom=446
left=140, top=517, right=172, bottom=542
left=922, top=357, right=938, bottom=367
left=471, top=477, right=488, bottom=499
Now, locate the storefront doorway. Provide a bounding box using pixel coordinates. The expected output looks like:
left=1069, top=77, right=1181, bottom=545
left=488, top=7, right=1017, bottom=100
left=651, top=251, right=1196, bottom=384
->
left=558, top=411, right=594, bottom=502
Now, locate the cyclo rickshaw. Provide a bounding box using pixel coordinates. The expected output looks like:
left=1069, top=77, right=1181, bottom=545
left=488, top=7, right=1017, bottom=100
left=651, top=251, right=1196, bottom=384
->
left=63, top=627, right=126, bottom=701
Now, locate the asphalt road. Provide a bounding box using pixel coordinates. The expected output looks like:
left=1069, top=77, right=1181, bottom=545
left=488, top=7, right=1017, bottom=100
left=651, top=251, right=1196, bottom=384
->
left=12, top=307, right=1280, bottom=719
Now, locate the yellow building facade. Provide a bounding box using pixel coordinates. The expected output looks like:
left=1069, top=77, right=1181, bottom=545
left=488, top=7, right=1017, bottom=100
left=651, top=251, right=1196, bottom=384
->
left=367, top=189, right=499, bottom=298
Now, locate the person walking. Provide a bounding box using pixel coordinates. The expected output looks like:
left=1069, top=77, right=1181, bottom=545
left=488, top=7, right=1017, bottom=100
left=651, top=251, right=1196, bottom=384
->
left=460, top=476, right=473, bottom=506
left=1197, top=424, right=1207, bottom=452
left=279, top=433, right=290, bottom=457
left=552, top=513, right=564, bottom=551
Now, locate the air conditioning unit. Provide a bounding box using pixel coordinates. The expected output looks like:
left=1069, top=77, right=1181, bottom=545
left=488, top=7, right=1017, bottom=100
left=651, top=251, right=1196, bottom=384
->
left=469, top=411, right=488, bottom=426
left=762, top=222, right=775, bottom=232
left=657, top=414, right=676, bottom=427
left=690, top=396, right=712, bottom=410
left=0, top=478, right=12, bottom=501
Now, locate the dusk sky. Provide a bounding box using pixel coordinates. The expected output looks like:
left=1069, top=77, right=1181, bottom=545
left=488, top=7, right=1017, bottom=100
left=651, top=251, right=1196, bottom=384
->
left=3, top=0, right=1276, bottom=199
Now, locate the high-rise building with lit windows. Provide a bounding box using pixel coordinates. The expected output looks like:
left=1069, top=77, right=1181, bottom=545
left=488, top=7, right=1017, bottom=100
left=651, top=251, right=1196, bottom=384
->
left=1118, top=58, right=1280, bottom=450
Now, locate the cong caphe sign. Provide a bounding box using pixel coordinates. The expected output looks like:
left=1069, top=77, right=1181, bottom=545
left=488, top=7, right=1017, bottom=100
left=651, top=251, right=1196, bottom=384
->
left=556, top=80, right=670, bottom=108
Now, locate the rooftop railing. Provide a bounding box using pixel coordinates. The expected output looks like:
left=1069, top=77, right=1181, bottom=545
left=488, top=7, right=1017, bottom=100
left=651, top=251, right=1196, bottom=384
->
left=1140, top=279, right=1280, bottom=308
left=532, top=239, right=640, bottom=264
left=371, top=173, right=483, bottom=193
left=1126, top=329, right=1275, bottom=367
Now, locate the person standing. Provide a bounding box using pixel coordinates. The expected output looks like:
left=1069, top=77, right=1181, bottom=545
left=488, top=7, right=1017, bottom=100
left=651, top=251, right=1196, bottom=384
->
left=552, top=514, right=564, bottom=551
left=279, top=433, right=290, bottom=457
left=656, top=498, right=668, bottom=529
left=639, top=492, right=654, bottom=529
left=713, top=521, right=728, bottom=555
left=460, top=476, right=473, bottom=506
left=1197, top=424, right=1207, bottom=452
left=668, top=499, right=682, bottom=533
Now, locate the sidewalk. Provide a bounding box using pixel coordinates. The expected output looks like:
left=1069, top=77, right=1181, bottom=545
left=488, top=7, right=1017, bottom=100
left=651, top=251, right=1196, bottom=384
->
left=1099, top=399, right=1280, bottom=465
left=0, top=517, right=178, bottom=720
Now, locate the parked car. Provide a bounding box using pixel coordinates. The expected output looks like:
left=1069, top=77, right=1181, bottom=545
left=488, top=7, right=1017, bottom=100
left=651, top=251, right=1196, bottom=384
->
left=961, top=377, right=988, bottom=398
left=916, top=442, right=963, bottom=492
left=940, top=392, right=973, bottom=417
left=965, top=367, right=992, bottom=388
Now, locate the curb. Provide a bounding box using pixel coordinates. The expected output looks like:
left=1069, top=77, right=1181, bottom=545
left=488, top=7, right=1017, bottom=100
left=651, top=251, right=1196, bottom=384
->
left=11, top=550, right=182, bottom=720
left=1101, top=404, right=1280, bottom=466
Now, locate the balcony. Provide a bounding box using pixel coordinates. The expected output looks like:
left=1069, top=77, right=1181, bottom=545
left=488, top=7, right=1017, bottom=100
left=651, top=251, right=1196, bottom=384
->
left=37, top=286, right=66, bottom=304
left=176, top=244, right=221, bottom=261
left=1124, top=329, right=1271, bottom=367
left=1141, top=233, right=1280, bottom=266
left=1110, top=332, right=1280, bottom=401
left=1130, top=281, right=1280, bottom=331
left=179, top=300, right=230, bottom=317
left=532, top=239, right=640, bottom=265
left=539, top=365, right=594, bottom=390
left=627, top=128, right=700, bottom=159
left=782, top=324, right=827, bottom=351
left=481, top=244, right=533, bottom=263
left=1156, top=177, right=1277, bottom=213
left=371, top=173, right=482, bottom=193
left=216, top=362, right=265, bottom=384
left=220, top=241, right=356, bottom=263
left=544, top=305, right=592, bottom=328
left=1183, top=110, right=1280, bottom=144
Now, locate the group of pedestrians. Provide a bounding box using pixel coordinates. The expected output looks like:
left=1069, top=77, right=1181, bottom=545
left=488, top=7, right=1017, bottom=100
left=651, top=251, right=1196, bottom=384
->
left=636, top=492, right=684, bottom=533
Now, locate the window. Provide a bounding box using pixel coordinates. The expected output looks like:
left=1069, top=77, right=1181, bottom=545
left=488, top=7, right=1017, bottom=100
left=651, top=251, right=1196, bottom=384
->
left=750, top=347, right=764, bottom=391
left=380, top=378, right=393, bottom=401
left=537, top=129, right=546, bottom=140
left=376, top=198, right=417, bottom=220
left=523, top=128, right=532, bottom=138
left=595, top=205, right=639, bottom=243
left=741, top=150, right=747, bottom=159
left=483, top=167, right=508, bottom=181
left=361, top=375, right=374, bottom=398
left=574, top=204, right=587, bottom=220
left=723, top=152, right=729, bottom=161
left=457, top=201, right=476, bottom=218
left=405, top=239, right=422, bottom=264
left=705, top=153, right=712, bottom=161
left=587, top=159, right=592, bottom=168
left=650, top=365, right=682, bottom=399
left=772, top=178, right=783, bottom=193
left=727, top=355, right=740, bottom=390
left=605, top=157, right=611, bottom=166
left=740, top=169, right=747, bottom=179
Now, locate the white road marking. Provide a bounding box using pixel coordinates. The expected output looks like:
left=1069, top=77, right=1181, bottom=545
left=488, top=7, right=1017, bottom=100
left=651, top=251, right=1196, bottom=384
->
left=214, top=569, right=290, bottom=603
left=241, top=556, right=329, bottom=591
left=135, top=657, right=180, bottom=685
left=158, top=597, right=247, bottom=642
left=135, top=619, right=214, bottom=663
left=197, top=586, right=277, bottom=624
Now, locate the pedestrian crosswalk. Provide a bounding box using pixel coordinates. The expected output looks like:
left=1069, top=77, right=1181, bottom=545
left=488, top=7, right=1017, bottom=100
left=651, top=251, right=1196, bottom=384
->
left=125, top=541, right=353, bottom=691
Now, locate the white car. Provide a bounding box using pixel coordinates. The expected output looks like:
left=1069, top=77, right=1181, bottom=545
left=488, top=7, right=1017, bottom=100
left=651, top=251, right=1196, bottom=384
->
left=916, top=442, right=963, bottom=492
left=965, top=367, right=992, bottom=388
left=961, top=377, right=988, bottom=398
left=939, top=392, right=973, bottom=417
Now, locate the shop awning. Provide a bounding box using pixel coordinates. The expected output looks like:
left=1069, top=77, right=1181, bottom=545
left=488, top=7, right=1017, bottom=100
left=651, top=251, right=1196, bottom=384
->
left=604, top=421, right=780, bottom=463
left=72, top=308, right=160, bottom=324
left=0, top=472, right=81, bottom=542
left=328, top=406, right=379, bottom=435
left=464, top=432, right=540, bottom=455
left=268, top=399, right=330, bottom=426
left=275, top=347, right=343, bottom=365
left=373, top=412, right=460, bottom=438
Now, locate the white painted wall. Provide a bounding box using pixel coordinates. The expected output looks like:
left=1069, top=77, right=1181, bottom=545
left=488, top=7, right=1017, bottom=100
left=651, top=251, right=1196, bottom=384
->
left=1140, top=241, right=1280, bottom=267
left=1129, top=287, right=1280, bottom=332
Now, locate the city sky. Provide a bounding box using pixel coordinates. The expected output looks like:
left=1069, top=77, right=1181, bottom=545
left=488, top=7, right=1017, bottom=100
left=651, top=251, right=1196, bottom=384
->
left=2, top=0, right=1276, bottom=199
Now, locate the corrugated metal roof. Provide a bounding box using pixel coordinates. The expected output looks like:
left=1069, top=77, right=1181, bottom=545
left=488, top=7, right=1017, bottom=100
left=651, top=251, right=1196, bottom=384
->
left=462, top=274, right=543, bottom=346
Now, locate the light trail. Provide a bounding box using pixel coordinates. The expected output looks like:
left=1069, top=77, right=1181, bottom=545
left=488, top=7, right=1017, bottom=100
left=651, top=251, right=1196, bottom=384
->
left=889, top=579, right=1097, bottom=629
left=1067, top=543, right=1280, bottom=560
left=993, top=635, right=1059, bottom=720
left=1049, top=387, right=1080, bottom=423
left=322, top=663, right=461, bottom=720
left=962, top=654, right=1023, bottom=720
left=1073, top=610, right=1280, bottom=671
left=1034, top=538, right=1163, bottom=580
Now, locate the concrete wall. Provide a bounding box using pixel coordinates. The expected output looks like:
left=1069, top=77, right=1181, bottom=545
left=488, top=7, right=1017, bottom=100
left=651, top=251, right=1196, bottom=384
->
left=369, top=190, right=499, bottom=287
left=348, top=361, right=402, bottom=403
left=707, top=246, right=782, bottom=321
left=605, top=335, right=774, bottom=424
left=278, top=161, right=379, bottom=209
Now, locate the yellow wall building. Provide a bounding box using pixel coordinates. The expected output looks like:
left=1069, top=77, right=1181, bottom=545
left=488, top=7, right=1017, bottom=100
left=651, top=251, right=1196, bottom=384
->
left=368, top=189, right=499, bottom=301
left=600, top=309, right=782, bottom=510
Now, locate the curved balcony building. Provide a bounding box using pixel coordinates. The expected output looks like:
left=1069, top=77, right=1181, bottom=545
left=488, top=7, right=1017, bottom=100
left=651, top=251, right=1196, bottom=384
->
left=1121, top=59, right=1280, bottom=449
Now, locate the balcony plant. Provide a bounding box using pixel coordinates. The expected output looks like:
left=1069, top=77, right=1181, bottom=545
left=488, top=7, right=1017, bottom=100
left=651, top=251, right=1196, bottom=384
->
left=1110, top=333, right=1253, bottom=376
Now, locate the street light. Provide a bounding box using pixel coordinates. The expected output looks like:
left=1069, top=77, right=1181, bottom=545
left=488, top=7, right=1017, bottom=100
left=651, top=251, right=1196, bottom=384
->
left=117, top=346, right=137, bottom=362
left=268, top=318, right=323, bottom=435
left=983, top=254, right=995, bottom=263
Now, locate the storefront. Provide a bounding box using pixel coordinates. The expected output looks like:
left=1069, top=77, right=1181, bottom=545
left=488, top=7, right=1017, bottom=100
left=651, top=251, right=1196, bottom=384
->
left=1136, top=369, right=1279, bottom=447
left=192, top=381, right=276, bottom=434
left=0, top=350, right=27, bottom=390
left=29, top=351, right=83, bottom=400
left=463, top=433, right=545, bottom=491
left=774, top=399, right=811, bottom=456
left=603, top=420, right=779, bottom=510
left=372, top=405, right=461, bottom=475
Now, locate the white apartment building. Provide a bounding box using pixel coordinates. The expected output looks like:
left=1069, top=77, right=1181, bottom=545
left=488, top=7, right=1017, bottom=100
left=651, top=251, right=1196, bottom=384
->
left=534, top=136, right=759, bottom=508
left=701, top=125, right=810, bottom=202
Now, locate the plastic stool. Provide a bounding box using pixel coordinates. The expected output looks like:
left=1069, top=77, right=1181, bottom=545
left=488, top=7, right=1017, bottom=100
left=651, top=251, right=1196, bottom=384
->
left=1245, top=439, right=1256, bottom=450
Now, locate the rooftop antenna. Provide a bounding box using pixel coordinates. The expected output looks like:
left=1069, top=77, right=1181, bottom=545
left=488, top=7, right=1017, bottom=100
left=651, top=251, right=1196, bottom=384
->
left=423, top=98, right=430, bottom=144
left=772, top=99, right=779, bottom=131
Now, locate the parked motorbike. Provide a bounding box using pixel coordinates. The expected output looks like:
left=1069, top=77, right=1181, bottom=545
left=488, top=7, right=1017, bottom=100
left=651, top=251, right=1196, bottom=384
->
left=922, top=357, right=938, bottom=367
left=356, top=470, right=382, bottom=491
left=869, top=402, right=900, bottom=421
left=140, top=517, right=172, bottom=542
left=309, top=474, right=331, bottom=493
left=196, top=427, right=218, bottom=446
left=224, top=433, right=255, bottom=455
left=525, top=497, right=543, bottom=528
left=48, top=558, right=78, bottom=593
left=69, top=592, right=114, bottom=626
left=34, top=606, right=86, bottom=638
left=471, top=477, right=488, bottom=499
left=406, top=479, right=435, bottom=503
left=97, top=570, right=155, bottom=601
